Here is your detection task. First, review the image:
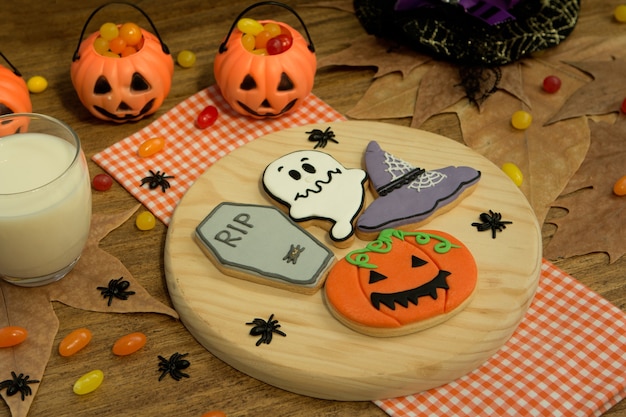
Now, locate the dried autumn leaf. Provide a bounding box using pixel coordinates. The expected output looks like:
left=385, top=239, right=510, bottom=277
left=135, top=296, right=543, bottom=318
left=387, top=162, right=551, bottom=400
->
left=545, top=118, right=626, bottom=263
left=0, top=206, right=178, bottom=417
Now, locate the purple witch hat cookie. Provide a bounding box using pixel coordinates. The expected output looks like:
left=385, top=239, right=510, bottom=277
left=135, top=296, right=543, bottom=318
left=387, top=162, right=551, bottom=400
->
left=356, top=141, right=481, bottom=240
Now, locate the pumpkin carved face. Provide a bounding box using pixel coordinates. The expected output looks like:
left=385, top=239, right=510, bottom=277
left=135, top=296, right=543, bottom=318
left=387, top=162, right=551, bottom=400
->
left=324, top=229, right=477, bottom=337
left=214, top=20, right=316, bottom=119
left=0, top=65, right=32, bottom=136
left=70, top=29, right=173, bottom=123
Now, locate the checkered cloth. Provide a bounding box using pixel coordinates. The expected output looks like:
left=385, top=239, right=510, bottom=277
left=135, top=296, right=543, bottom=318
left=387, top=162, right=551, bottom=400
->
left=376, top=261, right=626, bottom=417
left=92, top=85, right=345, bottom=225
left=93, top=88, right=626, bottom=416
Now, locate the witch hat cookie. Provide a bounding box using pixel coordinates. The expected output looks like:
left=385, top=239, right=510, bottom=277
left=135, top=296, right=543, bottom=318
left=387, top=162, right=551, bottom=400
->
left=356, top=141, right=481, bottom=240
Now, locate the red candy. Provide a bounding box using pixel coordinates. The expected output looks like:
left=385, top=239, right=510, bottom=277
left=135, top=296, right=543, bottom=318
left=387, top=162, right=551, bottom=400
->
left=621, top=97, right=626, bottom=114
left=92, top=173, right=113, bottom=191
left=0, top=326, right=28, bottom=348
left=196, top=105, right=219, bottom=129
left=266, top=34, right=293, bottom=55
left=542, top=75, right=561, bottom=93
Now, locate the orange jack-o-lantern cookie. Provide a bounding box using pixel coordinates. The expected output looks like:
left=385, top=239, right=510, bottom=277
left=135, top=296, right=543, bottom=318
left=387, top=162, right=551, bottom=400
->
left=324, top=229, right=477, bottom=337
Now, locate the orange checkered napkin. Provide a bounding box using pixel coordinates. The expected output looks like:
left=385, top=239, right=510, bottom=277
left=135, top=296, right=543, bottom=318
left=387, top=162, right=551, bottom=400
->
left=92, top=84, right=345, bottom=225
left=376, top=260, right=626, bottom=417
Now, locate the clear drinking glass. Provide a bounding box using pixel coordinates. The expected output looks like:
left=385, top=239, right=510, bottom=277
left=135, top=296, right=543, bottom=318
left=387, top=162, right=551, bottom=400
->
left=0, top=113, right=92, bottom=286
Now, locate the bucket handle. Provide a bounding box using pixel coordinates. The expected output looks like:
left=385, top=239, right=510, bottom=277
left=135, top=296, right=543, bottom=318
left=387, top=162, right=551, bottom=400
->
left=218, top=1, right=315, bottom=54
left=0, top=51, right=22, bottom=77
left=72, top=1, right=170, bottom=62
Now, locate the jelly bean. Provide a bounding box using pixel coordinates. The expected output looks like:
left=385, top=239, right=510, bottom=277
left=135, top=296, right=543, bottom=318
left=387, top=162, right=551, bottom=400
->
left=102, top=51, right=120, bottom=58
left=614, top=175, right=626, bottom=196
left=237, top=18, right=264, bottom=36
left=120, top=46, right=137, bottom=57
left=59, top=328, right=92, bottom=357
left=136, top=211, right=156, bottom=231
left=511, top=110, right=532, bottom=130
left=99, top=22, right=119, bottom=41
left=27, top=76, right=48, bottom=93
left=615, top=5, right=626, bottom=22
left=0, top=326, right=28, bottom=348
left=621, top=98, right=626, bottom=114
left=92, top=173, right=113, bottom=191
left=73, top=370, right=104, bottom=395
left=93, top=36, right=110, bottom=55
left=137, top=136, right=165, bottom=157
left=119, top=22, right=142, bottom=46
left=202, top=411, right=227, bottom=417
left=502, top=162, right=524, bottom=186
left=108, top=37, right=127, bottom=55
left=196, top=105, right=219, bottom=129
left=254, top=30, right=273, bottom=50
left=266, top=34, right=292, bottom=55
left=542, top=75, right=561, bottom=93
left=241, top=33, right=256, bottom=52
left=264, top=22, right=282, bottom=37
left=112, top=332, right=147, bottom=356
left=177, top=50, right=197, bottom=68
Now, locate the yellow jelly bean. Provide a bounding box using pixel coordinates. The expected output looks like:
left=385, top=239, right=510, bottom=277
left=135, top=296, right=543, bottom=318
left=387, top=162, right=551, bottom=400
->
left=502, top=162, right=523, bottom=186
left=136, top=211, right=156, bottom=231
left=137, top=137, right=165, bottom=157
left=73, top=370, right=104, bottom=395
left=241, top=33, right=256, bottom=51
left=615, top=5, right=626, bottom=22
left=237, top=18, right=264, bottom=36
left=511, top=110, right=532, bottom=130
left=177, top=50, right=196, bottom=68
left=27, top=76, right=48, bottom=93
left=263, top=22, right=282, bottom=37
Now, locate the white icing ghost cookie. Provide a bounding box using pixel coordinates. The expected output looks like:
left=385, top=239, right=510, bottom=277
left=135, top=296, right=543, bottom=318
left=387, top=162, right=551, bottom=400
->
left=262, top=150, right=368, bottom=248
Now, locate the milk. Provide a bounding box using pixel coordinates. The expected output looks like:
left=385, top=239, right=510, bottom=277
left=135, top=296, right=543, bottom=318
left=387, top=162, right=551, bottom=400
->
left=0, top=132, right=91, bottom=282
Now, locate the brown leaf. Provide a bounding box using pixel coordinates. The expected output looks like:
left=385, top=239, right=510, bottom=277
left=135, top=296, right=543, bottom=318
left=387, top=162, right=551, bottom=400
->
left=0, top=206, right=177, bottom=417
left=546, top=58, right=626, bottom=124
left=317, top=34, right=432, bottom=78
left=545, top=119, right=626, bottom=263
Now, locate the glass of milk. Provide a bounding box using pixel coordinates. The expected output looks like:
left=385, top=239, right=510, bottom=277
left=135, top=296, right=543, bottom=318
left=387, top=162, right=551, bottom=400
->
left=0, top=113, right=92, bottom=286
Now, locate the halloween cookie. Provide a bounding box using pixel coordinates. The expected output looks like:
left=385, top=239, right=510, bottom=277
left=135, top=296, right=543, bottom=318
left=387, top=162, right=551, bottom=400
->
left=195, top=202, right=335, bottom=294
left=356, top=141, right=481, bottom=240
left=262, top=150, right=368, bottom=248
left=324, top=229, right=477, bottom=337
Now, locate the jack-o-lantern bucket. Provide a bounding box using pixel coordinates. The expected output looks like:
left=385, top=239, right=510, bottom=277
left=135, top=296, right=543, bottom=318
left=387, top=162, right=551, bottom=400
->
left=70, top=2, right=174, bottom=123
left=214, top=1, right=317, bottom=119
left=0, top=52, right=32, bottom=136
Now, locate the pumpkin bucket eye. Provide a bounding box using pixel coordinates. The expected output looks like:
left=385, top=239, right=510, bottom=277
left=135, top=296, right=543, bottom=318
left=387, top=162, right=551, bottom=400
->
left=277, top=72, right=294, bottom=91
left=130, top=72, right=151, bottom=92
left=94, top=76, right=112, bottom=95
left=240, top=74, right=256, bottom=91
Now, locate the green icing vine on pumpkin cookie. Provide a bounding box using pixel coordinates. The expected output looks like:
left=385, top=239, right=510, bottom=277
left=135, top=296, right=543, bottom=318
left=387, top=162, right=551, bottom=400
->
left=346, top=229, right=459, bottom=269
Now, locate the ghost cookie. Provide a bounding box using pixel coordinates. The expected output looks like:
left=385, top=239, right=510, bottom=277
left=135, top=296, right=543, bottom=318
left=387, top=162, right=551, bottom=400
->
left=262, top=150, right=368, bottom=248
left=356, top=141, right=481, bottom=240
left=324, top=229, right=478, bottom=337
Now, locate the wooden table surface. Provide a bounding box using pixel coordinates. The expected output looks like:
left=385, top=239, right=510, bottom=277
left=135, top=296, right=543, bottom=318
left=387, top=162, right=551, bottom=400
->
left=1, top=0, right=624, bottom=416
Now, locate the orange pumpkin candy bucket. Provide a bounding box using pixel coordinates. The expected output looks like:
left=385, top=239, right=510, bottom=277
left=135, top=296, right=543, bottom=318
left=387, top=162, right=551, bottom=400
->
left=214, top=1, right=317, bottom=119
left=0, top=52, right=32, bottom=136
left=70, top=2, right=174, bottom=123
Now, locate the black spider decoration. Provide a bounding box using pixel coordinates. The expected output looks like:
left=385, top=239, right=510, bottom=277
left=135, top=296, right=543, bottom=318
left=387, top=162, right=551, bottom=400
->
left=157, top=352, right=190, bottom=381
left=0, top=372, right=40, bottom=401
left=306, top=127, right=338, bottom=149
left=246, top=314, right=286, bottom=346
left=471, top=210, right=513, bottom=239
left=96, top=276, right=136, bottom=306
left=140, top=169, right=174, bottom=192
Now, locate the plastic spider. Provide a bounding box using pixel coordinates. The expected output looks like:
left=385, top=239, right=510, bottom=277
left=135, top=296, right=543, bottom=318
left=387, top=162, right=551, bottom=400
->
left=246, top=314, right=286, bottom=346
left=306, top=127, right=338, bottom=149
left=471, top=210, right=513, bottom=239
left=140, top=169, right=174, bottom=192
left=0, top=372, right=39, bottom=401
left=157, top=352, right=190, bottom=381
left=97, top=277, right=136, bottom=306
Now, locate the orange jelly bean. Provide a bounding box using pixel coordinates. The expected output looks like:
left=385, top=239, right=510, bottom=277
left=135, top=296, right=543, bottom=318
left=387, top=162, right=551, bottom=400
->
left=137, top=137, right=165, bottom=157
left=614, top=175, right=626, bottom=196
left=0, top=326, right=28, bottom=347
left=201, top=411, right=227, bottom=417
left=59, top=328, right=92, bottom=357
left=112, top=332, right=147, bottom=356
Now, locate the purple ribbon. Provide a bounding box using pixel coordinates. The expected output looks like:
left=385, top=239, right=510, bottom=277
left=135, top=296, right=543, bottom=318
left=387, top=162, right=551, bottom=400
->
left=394, top=0, right=522, bottom=25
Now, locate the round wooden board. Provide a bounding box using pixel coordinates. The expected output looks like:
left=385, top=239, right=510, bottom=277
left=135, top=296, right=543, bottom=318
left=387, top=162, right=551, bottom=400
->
left=164, top=121, right=542, bottom=401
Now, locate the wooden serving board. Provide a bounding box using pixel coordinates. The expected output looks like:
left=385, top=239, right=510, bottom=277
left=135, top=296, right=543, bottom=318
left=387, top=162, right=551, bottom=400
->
left=164, top=121, right=542, bottom=401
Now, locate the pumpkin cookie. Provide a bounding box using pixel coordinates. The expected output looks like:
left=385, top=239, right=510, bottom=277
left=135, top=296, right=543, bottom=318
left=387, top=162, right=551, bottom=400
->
left=324, top=229, right=477, bottom=337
